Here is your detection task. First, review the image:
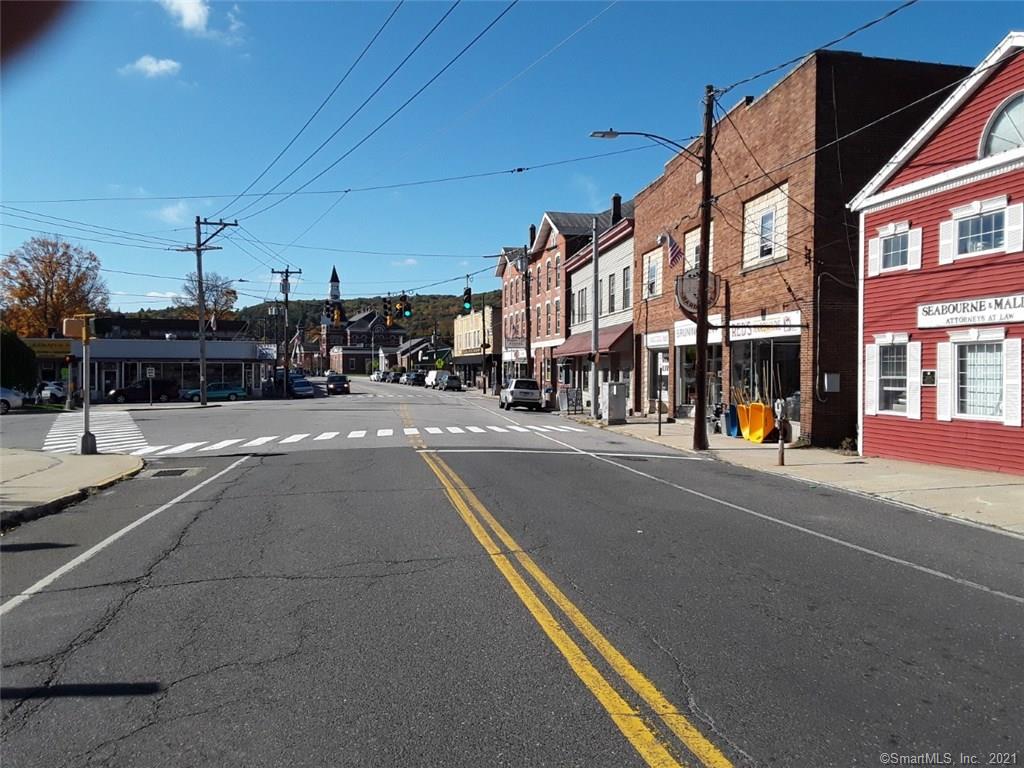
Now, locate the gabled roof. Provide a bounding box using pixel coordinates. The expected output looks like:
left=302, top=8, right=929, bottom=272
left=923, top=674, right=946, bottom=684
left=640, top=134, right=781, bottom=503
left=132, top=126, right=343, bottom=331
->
left=850, top=31, right=1024, bottom=210
left=494, top=246, right=522, bottom=278
left=531, top=199, right=635, bottom=256
left=396, top=337, right=431, bottom=354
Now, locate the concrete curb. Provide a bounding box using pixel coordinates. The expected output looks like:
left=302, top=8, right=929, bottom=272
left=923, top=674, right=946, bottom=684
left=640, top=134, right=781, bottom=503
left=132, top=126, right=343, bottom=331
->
left=0, top=457, right=146, bottom=530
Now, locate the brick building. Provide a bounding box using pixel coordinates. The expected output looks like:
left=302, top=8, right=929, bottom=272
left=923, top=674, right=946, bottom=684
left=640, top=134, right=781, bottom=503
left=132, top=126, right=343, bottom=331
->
left=632, top=50, right=969, bottom=445
left=850, top=32, right=1024, bottom=473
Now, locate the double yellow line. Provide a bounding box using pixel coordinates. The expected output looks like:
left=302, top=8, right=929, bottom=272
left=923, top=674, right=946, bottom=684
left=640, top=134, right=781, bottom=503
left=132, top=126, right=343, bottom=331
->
left=419, top=450, right=733, bottom=768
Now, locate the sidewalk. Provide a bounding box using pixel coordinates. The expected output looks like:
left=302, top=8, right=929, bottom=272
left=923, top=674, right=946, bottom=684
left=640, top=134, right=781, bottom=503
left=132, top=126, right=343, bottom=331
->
left=0, top=448, right=144, bottom=528
left=565, top=413, right=1024, bottom=536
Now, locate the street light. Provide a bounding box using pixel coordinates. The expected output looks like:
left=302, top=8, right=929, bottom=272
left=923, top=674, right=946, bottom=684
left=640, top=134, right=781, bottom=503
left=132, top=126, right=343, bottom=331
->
left=591, top=95, right=715, bottom=451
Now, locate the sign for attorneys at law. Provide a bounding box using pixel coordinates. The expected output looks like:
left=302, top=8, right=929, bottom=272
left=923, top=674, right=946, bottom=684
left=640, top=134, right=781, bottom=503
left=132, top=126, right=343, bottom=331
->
left=917, top=293, right=1024, bottom=328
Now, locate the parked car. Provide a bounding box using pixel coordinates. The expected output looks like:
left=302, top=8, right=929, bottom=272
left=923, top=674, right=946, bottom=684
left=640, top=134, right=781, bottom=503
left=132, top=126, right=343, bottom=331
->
left=40, top=382, right=66, bottom=402
left=398, top=373, right=410, bottom=384
left=500, top=378, right=543, bottom=411
left=108, top=379, right=180, bottom=404
left=289, top=377, right=315, bottom=398
left=441, top=375, right=462, bottom=392
left=424, top=370, right=441, bottom=387
left=388, top=371, right=402, bottom=383
left=369, top=371, right=380, bottom=382
left=326, top=374, right=350, bottom=395
left=0, top=387, right=25, bottom=415
left=409, top=372, right=426, bottom=387
left=180, top=382, right=247, bottom=402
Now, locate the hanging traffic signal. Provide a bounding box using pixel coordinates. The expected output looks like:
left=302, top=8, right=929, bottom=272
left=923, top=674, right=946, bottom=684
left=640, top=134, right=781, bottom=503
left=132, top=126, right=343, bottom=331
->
left=386, top=313, right=393, bottom=328
left=403, top=299, right=412, bottom=318
left=462, top=287, right=472, bottom=311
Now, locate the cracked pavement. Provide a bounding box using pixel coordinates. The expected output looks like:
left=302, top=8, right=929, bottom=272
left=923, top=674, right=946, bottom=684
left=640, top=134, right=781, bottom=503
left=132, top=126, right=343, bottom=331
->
left=2, top=383, right=1022, bottom=766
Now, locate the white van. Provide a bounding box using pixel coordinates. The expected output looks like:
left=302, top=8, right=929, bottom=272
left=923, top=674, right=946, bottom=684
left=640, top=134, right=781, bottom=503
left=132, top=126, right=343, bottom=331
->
left=425, top=370, right=440, bottom=388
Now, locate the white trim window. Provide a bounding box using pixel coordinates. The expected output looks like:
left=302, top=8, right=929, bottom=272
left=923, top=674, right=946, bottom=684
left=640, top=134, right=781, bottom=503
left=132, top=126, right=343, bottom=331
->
left=867, top=222, right=921, bottom=276
left=937, top=329, right=1022, bottom=426
left=607, top=272, right=616, bottom=314
left=878, top=344, right=908, bottom=413
left=554, top=298, right=560, bottom=334
left=742, top=185, right=789, bottom=268
left=622, top=266, right=632, bottom=309
left=980, top=91, right=1024, bottom=158
left=864, top=333, right=920, bottom=418
left=683, top=222, right=715, bottom=271
left=642, top=248, right=662, bottom=298
left=939, top=196, right=1024, bottom=264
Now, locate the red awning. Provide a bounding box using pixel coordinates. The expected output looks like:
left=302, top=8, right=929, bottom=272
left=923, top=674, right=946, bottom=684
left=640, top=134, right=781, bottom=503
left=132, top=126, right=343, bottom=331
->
left=553, top=322, right=633, bottom=358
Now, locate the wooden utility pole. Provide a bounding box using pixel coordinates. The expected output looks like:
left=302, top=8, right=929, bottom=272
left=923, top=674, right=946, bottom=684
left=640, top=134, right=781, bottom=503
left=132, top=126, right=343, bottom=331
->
left=693, top=85, right=716, bottom=451
left=272, top=266, right=301, bottom=397
left=180, top=217, right=237, bottom=406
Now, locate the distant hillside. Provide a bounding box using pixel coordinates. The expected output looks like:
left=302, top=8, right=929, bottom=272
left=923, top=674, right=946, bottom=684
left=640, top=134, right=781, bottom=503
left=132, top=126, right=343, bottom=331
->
left=124, top=291, right=501, bottom=342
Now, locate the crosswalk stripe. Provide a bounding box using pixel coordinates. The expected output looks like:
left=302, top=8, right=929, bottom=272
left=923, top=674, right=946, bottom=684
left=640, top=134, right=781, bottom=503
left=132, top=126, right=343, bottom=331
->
left=546, top=425, right=574, bottom=432
left=158, top=442, right=207, bottom=455
left=561, top=425, right=585, bottom=432
left=507, top=426, right=529, bottom=433
left=524, top=425, right=552, bottom=432
left=242, top=436, right=278, bottom=447
left=377, top=429, right=393, bottom=437
left=424, top=427, right=443, bottom=434
left=404, top=428, right=419, bottom=435
left=348, top=430, right=366, bottom=438
left=486, top=426, right=508, bottom=432
left=314, top=431, right=339, bottom=441
left=132, top=446, right=167, bottom=455
left=446, top=427, right=464, bottom=434
left=201, top=439, right=244, bottom=451
left=465, top=426, right=485, bottom=433
left=280, top=434, right=309, bottom=444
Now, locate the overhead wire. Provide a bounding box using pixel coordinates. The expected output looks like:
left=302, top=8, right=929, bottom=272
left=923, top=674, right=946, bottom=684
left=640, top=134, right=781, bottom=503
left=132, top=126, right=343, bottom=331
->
left=240, top=0, right=521, bottom=221
left=226, top=0, right=463, bottom=219
left=211, top=0, right=404, bottom=218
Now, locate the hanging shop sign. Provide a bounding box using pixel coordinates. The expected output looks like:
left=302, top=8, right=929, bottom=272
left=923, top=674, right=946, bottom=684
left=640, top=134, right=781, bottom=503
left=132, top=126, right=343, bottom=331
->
left=676, top=270, right=722, bottom=315
left=917, top=293, right=1024, bottom=328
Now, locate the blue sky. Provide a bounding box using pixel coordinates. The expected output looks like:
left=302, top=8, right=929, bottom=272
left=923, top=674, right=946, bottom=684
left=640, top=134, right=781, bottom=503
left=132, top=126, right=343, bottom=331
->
left=2, top=0, right=1022, bottom=312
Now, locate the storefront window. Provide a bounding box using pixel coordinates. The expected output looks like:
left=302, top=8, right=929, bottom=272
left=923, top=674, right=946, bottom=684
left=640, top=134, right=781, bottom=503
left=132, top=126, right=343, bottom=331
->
left=223, top=363, right=243, bottom=385
left=731, top=337, right=801, bottom=405
left=956, top=342, right=1003, bottom=417
left=878, top=344, right=907, bottom=412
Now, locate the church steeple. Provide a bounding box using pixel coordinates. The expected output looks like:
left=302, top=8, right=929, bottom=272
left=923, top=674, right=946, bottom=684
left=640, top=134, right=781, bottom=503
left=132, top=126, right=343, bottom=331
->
left=329, top=266, right=340, bottom=301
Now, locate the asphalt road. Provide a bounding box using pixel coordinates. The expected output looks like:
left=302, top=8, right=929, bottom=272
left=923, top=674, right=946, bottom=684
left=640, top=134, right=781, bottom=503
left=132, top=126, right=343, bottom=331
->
left=2, top=378, right=1022, bottom=767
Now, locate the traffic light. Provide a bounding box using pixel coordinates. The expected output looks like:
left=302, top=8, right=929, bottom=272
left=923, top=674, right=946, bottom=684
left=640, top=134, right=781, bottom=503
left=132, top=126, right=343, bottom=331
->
left=332, top=307, right=342, bottom=326
left=403, top=299, right=412, bottom=318
left=462, top=287, right=472, bottom=311
left=386, top=313, right=393, bottom=328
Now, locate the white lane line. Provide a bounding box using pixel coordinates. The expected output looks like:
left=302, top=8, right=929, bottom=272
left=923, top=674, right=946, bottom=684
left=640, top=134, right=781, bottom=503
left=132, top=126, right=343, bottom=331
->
left=348, top=430, right=366, bottom=439
left=404, top=428, right=419, bottom=436
left=465, top=426, right=486, bottom=433
left=280, top=433, right=310, bottom=444
left=131, top=446, right=167, bottom=456
left=0, top=456, right=251, bottom=617
left=157, top=442, right=207, bottom=455
left=242, top=436, right=278, bottom=447
left=486, top=426, right=508, bottom=432
left=377, top=429, right=393, bottom=437
left=530, top=430, right=1024, bottom=607
left=200, top=439, right=244, bottom=452
left=507, top=426, right=529, bottom=433
left=424, top=427, right=443, bottom=435
left=446, top=427, right=465, bottom=434
left=314, top=432, right=339, bottom=441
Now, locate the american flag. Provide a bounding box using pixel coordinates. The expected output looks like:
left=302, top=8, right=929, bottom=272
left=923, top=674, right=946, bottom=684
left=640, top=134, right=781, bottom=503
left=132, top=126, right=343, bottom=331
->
left=664, top=233, right=685, bottom=268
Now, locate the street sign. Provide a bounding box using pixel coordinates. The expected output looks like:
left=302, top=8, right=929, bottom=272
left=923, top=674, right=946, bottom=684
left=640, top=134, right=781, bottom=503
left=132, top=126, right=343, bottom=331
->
left=435, top=358, right=445, bottom=370
left=677, top=269, right=721, bottom=315
left=146, top=367, right=156, bottom=379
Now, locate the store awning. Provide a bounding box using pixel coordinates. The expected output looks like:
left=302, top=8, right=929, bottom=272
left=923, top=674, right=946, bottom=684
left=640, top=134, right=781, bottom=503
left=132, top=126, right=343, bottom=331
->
left=553, top=322, right=633, bottom=358
left=452, top=354, right=487, bottom=366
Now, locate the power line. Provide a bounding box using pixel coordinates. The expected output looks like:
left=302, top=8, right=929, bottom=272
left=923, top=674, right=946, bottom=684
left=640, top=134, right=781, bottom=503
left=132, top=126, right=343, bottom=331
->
left=211, top=1, right=404, bottom=218
left=717, top=0, right=920, bottom=95
left=2, top=224, right=175, bottom=251
left=226, top=1, right=463, bottom=219
left=241, top=0, right=520, bottom=221
left=0, top=205, right=184, bottom=246
left=0, top=145, right=654, bottom=205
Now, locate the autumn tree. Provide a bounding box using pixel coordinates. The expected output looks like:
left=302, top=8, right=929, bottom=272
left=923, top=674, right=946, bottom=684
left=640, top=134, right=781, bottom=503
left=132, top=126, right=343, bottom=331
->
left=172, top=271, right=238, bottom=322
left=0, top=237, right=110, bottom=337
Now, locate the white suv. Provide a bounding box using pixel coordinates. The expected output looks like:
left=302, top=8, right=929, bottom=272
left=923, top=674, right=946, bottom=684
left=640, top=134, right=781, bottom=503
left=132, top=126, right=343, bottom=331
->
left=500, top=378, right=542, bottom=411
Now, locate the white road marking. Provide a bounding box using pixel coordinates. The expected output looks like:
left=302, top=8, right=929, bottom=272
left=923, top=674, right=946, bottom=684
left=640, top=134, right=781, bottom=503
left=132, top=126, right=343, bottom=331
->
left=465, top=426, right=485, bottom=433
left=347, top=430, right=366, bottom=439
left=446, top=427, right=465, bottom=434
left=314, top=431, right=339, bottom=441
left=404, top=428, right=419, bottom=435
left=486, top=426, right=508, bottom=433
left=131, top=446, right=168, bottom=456
left=524, top=425, right=552, bottom=432
left=200, top=439, right=244, bottom=451
left=507, top=426, right=529, bottom=433
left=158, top=442, right=207, bottom=455
left=280, top=433, right=309, bottom=444
left=377, top=429, right=393, bottom=437
left=424, top=427, right=443, bottom=434
left=242, top=436, right=278, bottom=447
left=0, top=456, right=251, bottom=617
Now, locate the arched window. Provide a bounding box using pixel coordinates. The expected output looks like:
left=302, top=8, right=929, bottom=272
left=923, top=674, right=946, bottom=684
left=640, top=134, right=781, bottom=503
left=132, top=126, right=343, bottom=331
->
left=981, top=92, right=1024, bottom=157
left=555, top=255, right=561, bottom=287
left=546, top=260, right=552, bottom=290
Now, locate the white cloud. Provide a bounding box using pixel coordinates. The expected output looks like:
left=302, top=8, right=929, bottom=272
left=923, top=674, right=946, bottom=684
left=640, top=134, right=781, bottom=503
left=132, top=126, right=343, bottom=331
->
left=145, top=291, right=182, bottom=299
left=571, top=173, right=604, bottom=211
left=119, top=55, right=181, bottom=78
left=154, top=200, right=189, bottom=225
left=390, top=258, right=418, bottom=267
left=227, top=4, right=245, bottom=37
left=159, top=0, right=210, bottom=34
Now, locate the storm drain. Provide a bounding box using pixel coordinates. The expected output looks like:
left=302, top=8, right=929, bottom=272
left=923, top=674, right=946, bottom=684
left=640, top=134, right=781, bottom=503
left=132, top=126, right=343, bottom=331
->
left=153, top=469, right=188, bottom=477
left=140, top=467, right=203, bottom=479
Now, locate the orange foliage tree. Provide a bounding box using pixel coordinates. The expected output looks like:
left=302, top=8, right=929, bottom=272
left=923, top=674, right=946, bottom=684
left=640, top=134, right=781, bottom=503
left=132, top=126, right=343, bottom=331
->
left=1, top=237, right=110, bottom=337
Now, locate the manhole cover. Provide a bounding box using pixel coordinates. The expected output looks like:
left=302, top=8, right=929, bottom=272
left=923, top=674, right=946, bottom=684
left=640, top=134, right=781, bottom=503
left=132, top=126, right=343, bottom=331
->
left=152, top=469, right=188, bottom=477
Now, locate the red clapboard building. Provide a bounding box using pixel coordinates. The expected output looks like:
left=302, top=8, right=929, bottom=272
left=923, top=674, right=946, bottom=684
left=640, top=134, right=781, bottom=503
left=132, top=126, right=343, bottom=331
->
left=850, top=32, right=1024, bottom=474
